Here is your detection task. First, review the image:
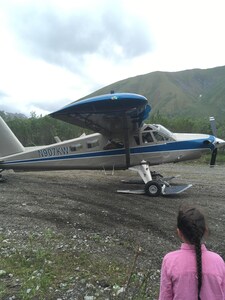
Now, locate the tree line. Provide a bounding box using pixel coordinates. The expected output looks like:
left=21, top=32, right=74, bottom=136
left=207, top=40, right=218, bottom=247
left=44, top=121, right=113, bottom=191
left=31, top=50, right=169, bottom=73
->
left=1, top=112, right=86, bottom=146
left=151, top=112, right=225, bottom=138
left=1, top=111, right=225, bottom=147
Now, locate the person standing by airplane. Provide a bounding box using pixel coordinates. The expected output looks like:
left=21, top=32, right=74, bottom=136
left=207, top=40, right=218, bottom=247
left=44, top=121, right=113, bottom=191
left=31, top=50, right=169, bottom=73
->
left=158, top=206, right=225, bottom=300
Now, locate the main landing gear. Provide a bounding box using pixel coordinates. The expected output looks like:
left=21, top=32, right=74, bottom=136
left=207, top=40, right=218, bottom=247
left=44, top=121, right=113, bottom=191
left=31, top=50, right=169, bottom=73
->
left=117, top=161, right=192, bottom=197
left=144, top=180, right=162, bottom=197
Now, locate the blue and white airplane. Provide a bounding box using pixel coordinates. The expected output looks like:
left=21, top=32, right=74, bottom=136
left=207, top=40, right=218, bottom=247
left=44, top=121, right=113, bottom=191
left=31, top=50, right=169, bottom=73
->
left=0, top=92, right=224, bottom=196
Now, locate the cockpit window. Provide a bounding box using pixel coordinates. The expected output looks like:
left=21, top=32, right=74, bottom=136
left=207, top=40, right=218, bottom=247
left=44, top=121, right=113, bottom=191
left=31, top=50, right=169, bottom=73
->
left=153, top=124, right=173, bottom=138
left=140, top=123, right=174, bottom=144
left=142, top=132, right=154, bottom=143
left=144, top=125, right=153, bottom=131
left=153, top=132, right=166, bottom=141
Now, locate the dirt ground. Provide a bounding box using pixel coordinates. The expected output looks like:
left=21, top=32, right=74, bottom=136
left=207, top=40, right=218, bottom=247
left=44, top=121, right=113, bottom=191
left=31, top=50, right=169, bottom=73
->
left=1, top=163, right=225, bottom=299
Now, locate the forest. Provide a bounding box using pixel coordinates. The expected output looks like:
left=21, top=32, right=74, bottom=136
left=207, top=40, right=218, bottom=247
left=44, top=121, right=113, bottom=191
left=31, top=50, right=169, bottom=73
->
left=1, top=112, right=86, bottom=146
left=1, top=111, right=225, bottom=147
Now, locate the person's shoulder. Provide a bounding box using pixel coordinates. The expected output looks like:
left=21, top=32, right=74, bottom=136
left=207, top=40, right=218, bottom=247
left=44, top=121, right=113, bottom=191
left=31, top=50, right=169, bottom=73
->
left=203, top=246, right=224, bottom=266
left=205, top=248, right=224, bottom=262
left=163, top=249, right=182, bottom=261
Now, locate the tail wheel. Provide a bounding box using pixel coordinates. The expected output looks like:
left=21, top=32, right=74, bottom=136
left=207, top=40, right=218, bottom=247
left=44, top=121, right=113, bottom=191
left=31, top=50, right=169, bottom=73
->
left=144, top=180, right=162, bottom=197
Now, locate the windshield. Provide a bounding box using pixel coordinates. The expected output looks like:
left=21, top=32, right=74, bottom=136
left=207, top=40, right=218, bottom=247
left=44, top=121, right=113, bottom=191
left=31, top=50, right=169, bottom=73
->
left=141, top=124, right=174, bottom=142
left=152, top=124, right=174, bottom=139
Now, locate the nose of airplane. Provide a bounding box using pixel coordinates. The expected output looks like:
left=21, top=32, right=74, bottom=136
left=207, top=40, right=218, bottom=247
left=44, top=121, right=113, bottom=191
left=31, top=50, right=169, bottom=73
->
left=209, top=136, right=225, bottom=167
left=214, top=137, right=225, bottom=149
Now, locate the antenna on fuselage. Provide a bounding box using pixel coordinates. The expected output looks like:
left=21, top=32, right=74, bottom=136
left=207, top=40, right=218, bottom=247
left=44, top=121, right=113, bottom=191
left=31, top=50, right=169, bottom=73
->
left=54, top=136, right=61, bottom=143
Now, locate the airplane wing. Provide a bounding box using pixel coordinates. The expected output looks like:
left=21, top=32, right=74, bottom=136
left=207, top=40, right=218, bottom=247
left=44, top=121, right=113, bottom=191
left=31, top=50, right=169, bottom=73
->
left=50, top=93, right=151, bottom=138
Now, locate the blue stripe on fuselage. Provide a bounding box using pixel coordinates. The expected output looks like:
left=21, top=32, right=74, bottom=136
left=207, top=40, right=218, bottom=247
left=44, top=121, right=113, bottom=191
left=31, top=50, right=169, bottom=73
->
left=0, top=138, right=212, bottom=166
left=132, top=138, right=214, bottom=154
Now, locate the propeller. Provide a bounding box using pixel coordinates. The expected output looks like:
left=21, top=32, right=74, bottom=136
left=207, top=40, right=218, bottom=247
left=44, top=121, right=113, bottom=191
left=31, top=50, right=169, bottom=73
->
left=210, top=148, right=218, bottom=167
left=209, top=116, right=218, bottom=167
left=209, top=117, right=217, bottom=137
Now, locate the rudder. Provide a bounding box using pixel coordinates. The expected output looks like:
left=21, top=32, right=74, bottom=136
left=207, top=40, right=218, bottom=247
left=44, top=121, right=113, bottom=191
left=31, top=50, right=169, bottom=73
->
left=0, top=117, right=24, bottom=157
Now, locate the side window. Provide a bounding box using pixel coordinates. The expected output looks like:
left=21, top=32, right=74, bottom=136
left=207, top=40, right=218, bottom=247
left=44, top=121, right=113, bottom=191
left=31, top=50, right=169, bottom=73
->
left=142, top=132, right=154, bottom=143
left=70, top=144, right=83, bottom=151
left=153, top=132, right=166, bottom=142
left=87, top=139, right=99, bottom=149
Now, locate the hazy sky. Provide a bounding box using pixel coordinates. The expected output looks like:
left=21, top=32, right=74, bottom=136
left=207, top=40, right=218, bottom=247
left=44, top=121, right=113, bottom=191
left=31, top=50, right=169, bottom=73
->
left=0, top=0, right=225, bottom=116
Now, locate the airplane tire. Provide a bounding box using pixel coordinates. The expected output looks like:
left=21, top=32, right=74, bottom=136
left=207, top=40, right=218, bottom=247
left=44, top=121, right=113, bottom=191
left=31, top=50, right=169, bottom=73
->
left=144, top=181, right=162, bottom=197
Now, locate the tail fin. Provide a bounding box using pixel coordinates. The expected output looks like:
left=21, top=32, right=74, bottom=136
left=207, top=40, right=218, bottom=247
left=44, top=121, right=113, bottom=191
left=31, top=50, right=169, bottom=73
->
left=0, top=116, right=24, bottom=157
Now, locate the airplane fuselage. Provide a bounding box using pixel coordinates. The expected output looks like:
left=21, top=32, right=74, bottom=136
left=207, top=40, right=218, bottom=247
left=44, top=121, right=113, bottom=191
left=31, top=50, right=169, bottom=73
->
left=0, top=124, right=216, bottom=171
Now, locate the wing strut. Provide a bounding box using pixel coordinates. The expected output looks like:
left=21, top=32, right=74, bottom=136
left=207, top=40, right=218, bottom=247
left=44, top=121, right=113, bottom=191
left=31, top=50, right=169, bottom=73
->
left=123, top=114, right=130, bottom=168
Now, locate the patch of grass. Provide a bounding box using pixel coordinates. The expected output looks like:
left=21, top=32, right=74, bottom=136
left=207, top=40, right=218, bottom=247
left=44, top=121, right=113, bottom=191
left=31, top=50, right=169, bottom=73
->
left=1, top=229, right=148, bottom=299
left=0, top=282, right=7, bottom=299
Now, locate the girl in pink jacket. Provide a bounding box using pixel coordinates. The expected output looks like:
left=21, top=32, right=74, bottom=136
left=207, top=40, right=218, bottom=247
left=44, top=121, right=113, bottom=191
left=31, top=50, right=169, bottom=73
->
left=159, top=206, right=225, bottom=300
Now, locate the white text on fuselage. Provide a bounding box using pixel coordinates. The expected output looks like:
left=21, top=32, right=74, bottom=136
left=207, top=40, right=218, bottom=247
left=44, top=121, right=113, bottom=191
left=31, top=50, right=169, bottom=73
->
left=38, top=147, right=69, bottom=157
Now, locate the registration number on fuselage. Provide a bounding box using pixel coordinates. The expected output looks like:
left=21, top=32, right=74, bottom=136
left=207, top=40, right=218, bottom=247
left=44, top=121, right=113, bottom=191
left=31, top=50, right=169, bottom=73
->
left=38, top=146, right=69, bottom=157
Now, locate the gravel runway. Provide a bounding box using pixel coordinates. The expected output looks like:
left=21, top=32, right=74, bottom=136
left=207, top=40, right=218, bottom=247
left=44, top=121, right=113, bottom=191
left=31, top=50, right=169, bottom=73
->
left=1, top=163, right=225, bottom=299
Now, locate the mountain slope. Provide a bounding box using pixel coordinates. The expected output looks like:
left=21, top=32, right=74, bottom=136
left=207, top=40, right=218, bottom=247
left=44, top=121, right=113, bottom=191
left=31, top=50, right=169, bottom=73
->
left=83, top=65, right=225, bottom=120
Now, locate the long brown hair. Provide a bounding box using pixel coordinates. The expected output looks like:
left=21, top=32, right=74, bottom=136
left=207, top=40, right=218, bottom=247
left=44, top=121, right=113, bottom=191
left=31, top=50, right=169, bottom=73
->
left=177, top=207, right=206, bottom=300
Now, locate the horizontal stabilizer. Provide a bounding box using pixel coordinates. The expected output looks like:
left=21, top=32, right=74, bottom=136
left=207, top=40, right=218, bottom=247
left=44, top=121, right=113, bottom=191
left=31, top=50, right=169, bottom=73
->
left=0, top=117, right=24, bottom=157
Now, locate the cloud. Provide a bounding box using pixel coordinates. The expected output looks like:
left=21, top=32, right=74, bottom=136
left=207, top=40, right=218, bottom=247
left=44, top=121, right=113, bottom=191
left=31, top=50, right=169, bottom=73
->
left=29, top=98, right=71, bottom=114
left=0, top=90, right=8, bottom=99
left=0, top=0, right=154, bottom=116
left=7, top=1, right=152, bottom=72
left=4, top=0, right=224, bottom=117
left=0, top=92, right=18, bottom=114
